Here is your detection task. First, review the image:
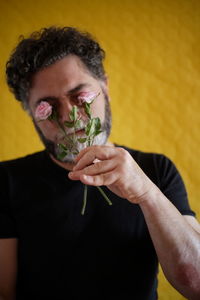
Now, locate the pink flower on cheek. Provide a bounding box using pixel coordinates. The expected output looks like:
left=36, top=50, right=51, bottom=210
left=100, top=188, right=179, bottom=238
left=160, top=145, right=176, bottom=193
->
left=35, top=101, right=52, bottom=121
left=77, top=91, right=99, bottom=105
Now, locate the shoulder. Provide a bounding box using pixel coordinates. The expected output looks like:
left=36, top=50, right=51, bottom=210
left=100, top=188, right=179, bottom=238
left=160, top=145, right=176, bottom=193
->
left=116, top=144, right=172, bottom=181
left=116, top=144, right=186, bottom=191
left=0, top=151, right=47, bottom=176
left=0, top=151, right=46, bottom=167
left=116, top=143, right=168, bottom=163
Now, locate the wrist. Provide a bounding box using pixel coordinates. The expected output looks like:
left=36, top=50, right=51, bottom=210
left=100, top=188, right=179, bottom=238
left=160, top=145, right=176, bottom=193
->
left=126, top=176, right=161, bottom=205
left=130, top=183, right=161, bottom=206
left=138, top=184, right=163, bottom=209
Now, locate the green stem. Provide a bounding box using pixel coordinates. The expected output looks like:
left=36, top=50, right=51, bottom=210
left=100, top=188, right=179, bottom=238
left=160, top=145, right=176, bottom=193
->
left=96, top=186, right=112, bottom=206
left=73, top=120, right=76, bottom=146
left=56, top=119, right=78, bottom=155
left=81, top=184, right=88, bottom=215
left=55, top=119, right=73, bottom=146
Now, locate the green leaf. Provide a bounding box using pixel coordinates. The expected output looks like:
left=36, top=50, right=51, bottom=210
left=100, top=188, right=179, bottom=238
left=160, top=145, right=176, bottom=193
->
left=58, top=143, right=68, bottom=151
left=94, top=130, right=102, bottom=137
left=77, top=138, right=87, bottom=143
left=48, top=109, right=57, bottom=121
left=57, top=151, right=68, bottom=160
left=64, top=121, right=74, bottom=128
left=85, top=121, right=91, bottom=136
left=87, top=118, right=101, bottom=138
left=84, top=103, right=91, bottom=119
left=85, top=119, right=96, bottom=136
left=72, top=150, right=79, bottom=155
left=75, top=119, right=81, bottom=129
left=94, top=117, right=101, bottom=131
left=69, top=106, right=78, bottom=121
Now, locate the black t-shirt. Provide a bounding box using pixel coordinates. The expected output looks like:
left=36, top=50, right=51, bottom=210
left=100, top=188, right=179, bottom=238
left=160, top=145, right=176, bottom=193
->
left=0, top=146, right=195, bottom=300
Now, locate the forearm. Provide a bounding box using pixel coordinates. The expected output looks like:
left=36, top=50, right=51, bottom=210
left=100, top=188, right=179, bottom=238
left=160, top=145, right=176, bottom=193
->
left=69, top=145, right=200, bottom=298
left=139, top=186, right=200, bottom=299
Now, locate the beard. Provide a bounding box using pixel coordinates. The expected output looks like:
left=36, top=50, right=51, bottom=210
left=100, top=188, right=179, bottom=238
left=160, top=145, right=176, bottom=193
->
left=32, top=95, right=112, bottom=163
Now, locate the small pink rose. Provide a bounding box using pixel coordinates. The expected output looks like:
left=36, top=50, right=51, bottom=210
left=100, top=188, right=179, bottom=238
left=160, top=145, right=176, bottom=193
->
left=77, top=91, right=99, bottom=105
left=35, top=101, right=52, bottom=121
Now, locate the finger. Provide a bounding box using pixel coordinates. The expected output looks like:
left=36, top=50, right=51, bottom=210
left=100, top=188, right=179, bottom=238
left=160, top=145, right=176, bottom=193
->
left=74, top=146, right=91, bottom=163
left=79, top=170, right=118, bottom=186
left=69, top=159, right=116, bottom=180
left=74, top=145, right=116, bottom=163
left=74, top=145, right=116, bottom=171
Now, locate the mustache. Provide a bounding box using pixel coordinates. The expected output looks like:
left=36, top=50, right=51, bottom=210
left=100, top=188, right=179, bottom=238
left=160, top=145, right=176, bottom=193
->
left=56, top=122, right=87, bottom=145
left=65, top=125, right=86, bottom=135
left=58, top=118, right=87, bottom=136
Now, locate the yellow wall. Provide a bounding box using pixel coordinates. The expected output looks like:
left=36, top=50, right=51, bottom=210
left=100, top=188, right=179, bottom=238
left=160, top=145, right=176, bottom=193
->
left=0, top=0, right=199, bottom=298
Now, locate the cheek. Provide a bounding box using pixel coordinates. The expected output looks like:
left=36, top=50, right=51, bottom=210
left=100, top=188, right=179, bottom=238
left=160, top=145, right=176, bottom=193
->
left=91, top=98, right=106, bottom=120
left=36, top=120, right=57, bottom=139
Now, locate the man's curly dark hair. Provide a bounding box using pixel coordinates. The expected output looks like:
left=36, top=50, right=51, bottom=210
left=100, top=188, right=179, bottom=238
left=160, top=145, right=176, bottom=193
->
left=6, top=26, right=106, bottom=110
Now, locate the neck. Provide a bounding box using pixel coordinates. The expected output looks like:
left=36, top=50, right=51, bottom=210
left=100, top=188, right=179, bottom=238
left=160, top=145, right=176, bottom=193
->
left=49, top=154, right=75, bottom=171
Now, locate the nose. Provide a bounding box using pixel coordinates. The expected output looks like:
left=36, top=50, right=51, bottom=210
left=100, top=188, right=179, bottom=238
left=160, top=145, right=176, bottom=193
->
left=57, top=98, right=73, bottom=124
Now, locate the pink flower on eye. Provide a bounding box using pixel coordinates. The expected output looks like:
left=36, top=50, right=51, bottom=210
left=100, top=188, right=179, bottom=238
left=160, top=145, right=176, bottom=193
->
left=77, top=91, right=99, bottom=105
left=35, top=101, right=52, bottom=121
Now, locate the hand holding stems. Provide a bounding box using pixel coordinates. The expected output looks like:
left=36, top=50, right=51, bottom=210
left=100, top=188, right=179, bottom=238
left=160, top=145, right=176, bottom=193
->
left=58, top=95, right=112, bottom=215
left=35, top=92, right=112, bottom=215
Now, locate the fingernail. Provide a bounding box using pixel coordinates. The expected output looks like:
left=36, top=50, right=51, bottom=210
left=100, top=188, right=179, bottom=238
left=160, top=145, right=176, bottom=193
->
left=68, top=172, right=73, bottom=178
left=83, top=175, right=92, bottom=182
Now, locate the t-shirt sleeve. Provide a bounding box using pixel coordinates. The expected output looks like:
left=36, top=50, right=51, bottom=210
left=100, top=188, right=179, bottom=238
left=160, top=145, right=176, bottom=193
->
left=0, top=164, right=18, bottom=238
left=155, top=154, right=195, bottom=217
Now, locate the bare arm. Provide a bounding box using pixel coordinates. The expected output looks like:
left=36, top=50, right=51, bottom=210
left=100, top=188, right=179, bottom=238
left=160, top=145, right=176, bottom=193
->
left=0, top=238, right=18, bottom=300
left=139, top=191, right=200, bottom=300
left=68, top=145, right=200, bottom=299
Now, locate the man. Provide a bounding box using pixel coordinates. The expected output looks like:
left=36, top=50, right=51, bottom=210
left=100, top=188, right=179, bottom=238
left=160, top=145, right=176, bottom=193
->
left=0, top=26, right=200, bottom=300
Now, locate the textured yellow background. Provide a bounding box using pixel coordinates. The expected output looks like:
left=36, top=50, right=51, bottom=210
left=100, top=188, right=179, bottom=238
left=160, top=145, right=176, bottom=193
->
left=0, top=0, right=199, bottom=298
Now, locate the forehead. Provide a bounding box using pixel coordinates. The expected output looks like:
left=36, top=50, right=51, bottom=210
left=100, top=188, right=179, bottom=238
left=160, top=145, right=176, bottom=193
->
left=29, top=55, right=99, bottom=104
left=31, top=55, right=92, bottom=89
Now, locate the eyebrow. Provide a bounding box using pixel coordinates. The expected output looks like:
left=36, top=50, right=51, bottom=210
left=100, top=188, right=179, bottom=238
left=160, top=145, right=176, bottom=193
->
left=67, top=83, right=91, bottom=95
left=34, top=83, right=92, bottom=107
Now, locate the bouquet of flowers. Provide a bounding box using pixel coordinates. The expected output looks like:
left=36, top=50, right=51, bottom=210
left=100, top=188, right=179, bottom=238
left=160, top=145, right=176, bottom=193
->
left=35, top=92, right=112, bottom=215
